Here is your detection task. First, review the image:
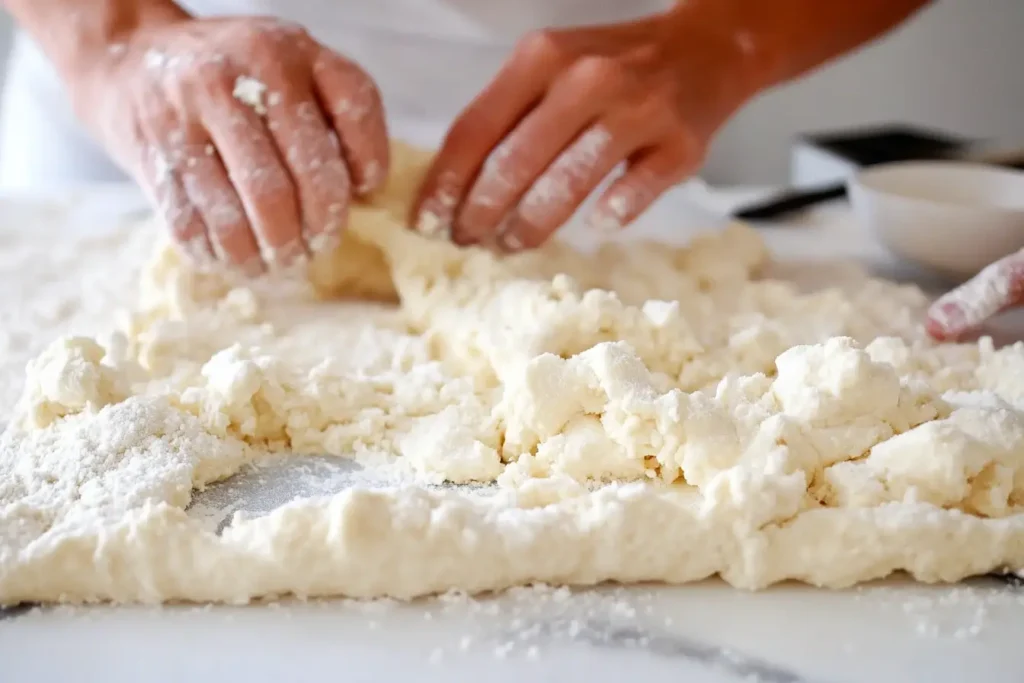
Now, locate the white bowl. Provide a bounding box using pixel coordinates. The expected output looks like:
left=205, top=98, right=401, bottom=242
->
left=847, top=161, right=1024, bottom=281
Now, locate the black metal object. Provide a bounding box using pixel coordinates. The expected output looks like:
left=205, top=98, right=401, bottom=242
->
left=733, top=183, right=847, bottom=221
left=987, top=572, right=1024, bottom=587
left=728, top=123, right=1024, bottom=223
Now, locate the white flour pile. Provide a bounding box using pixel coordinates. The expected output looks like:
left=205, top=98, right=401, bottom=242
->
left=2, top=142, right=1024, bottom=605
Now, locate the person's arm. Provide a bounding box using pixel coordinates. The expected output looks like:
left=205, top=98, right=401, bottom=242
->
left=687, top=0, right=933, bottom=91
left=413, top=0, right=934, bottom=251
left=1, top=0, right=186, bottom=84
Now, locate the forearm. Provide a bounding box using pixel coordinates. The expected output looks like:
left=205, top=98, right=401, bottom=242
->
left=673, top=0, right=933, bottom=92
left=1, top=0, right=186, bottom=81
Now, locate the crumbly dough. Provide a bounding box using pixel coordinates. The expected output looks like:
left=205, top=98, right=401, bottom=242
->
left=2, top=142, right=1024, bottom=605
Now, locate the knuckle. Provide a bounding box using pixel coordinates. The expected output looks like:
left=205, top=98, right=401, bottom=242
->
left=568, top=55, right=626, bottom=90
left=253, top=21, right=314, bottom=61
left=359, top=155, right=387, bottom=194
left=662, top=138, right=702, bottom=179
left=242, top=164, right=294, bottom=199
left=345, top=84, right=383, bottom=123
left=354, top=71, right=385, bottom=110
left=229, top=21, right=275, bottom=48
left=230, top=23, right=265, bottom=48
left=271, top=19, right=312, bottom=42
left=319, top=50, right=366, bottom=79
left=161, top=200, right=198, bottom=240
left=310, top=53, right=381, bottom=120
left=627, top=43, right=660, bottom=65
left=442, top=117, right=482, bottom=154
left=657, top=99, right=693, bottom=136
left=513, top=30, right=562, bottom=65
left=190, top=59, right=236, bottom=95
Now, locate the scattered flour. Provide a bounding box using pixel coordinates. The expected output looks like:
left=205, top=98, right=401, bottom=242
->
left=855, top=581, right=1024, bottom=640
left=0, top=204, right=151, bottom=415
left=518, top=124, right=613, bottom=225
left=3, top=141, right=1024, bottom=606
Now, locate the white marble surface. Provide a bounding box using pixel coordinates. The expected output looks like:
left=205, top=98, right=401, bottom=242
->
left=2, top=183, right=1024, bottom=683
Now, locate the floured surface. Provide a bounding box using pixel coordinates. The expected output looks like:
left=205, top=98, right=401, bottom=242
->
left=0, top=199, right=152, bottom=414
left=2, top=142, right=1024, bottom=606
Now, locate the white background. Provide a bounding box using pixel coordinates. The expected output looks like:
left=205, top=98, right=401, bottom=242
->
left=0, top=0, right=1021, bottom=184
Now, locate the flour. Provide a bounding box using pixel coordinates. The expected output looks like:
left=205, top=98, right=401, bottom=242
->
left=589, top=191, right=633, bottom=233
left=0, top=206, right=151, bottom=416
left=518, top=124, right=612, bottom=227
left=2, top=141, right=1024, bottom=606
left=233, top=76, right=269, bottom=116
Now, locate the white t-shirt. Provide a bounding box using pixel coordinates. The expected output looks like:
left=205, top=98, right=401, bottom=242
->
left=0, top=0, right=671, bottom=186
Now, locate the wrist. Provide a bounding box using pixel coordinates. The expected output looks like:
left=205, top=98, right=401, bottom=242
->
left=9, top=0, right=189, bottom=84
left=652, top=3, right=770, bottom=138
left=661, top=0, right=780, bottom=97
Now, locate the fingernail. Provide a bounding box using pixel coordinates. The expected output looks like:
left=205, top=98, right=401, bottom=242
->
left=414, top=208, right=451, bottom=240
left=177, top=234, right=216, bottom=268
left=307, top=229, right=341, bottom=255
left=589, top=192, right=633, bottom=234
left=415, top=173, right=460, bottom=240
left=499, top=230, right=524, bottom=252
left=265, top=241, right=309, bottom=269
left=496, top=214, right=525, bottom=253
left=306, top=207, right=346, bottom=254
left=926, top=301, right=965, bottom=340
left=357, top=160, right=383, bottom=194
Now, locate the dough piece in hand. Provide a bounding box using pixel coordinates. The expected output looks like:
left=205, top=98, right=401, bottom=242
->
left=308, top=141, right=437, bottom=302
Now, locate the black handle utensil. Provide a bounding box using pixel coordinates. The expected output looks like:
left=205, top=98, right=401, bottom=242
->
left=730, top=124, right=1024, bottom=224
left=733, top=184, right=847, bottom=222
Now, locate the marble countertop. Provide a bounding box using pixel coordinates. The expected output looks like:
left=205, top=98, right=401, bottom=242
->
left=2, top=182, right=1023, bottom=683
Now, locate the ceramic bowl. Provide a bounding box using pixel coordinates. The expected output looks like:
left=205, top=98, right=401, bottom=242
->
left=847, top=161, right=1024, bottom=281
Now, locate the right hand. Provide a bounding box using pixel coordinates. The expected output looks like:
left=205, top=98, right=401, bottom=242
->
left=70, top=8, right=389, bottom=274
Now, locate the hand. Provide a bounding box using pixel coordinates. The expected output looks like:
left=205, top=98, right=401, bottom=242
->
left=70, top=8, right=388, bottom=273
left=411, top=6, right=761, bottom=251
left=926, top=250, right=1024, bottom=341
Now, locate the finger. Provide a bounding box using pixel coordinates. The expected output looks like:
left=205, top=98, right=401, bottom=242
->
left=497, top=116, right=647, bottom=252
left=139, top=144, right=214, bottom=266
left=164, top=125, right=261, bottom=271
left=263, top=81, right=352, bottom=256
left=454, top=57, right=628, bottom=245
left=311, top=51, right=389, bottom=196
left=926, top=251, right=1024, bottom=341
left=411, top=31, right=563, bottom=237
left=587, top=139, right=698, bottom=233
left=199, top=81, right=305, bottom=267
left=131, top=87, right=220, bottom=267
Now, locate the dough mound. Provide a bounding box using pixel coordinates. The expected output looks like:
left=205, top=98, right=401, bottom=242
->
left=2, top=141, right=1024, bottom=605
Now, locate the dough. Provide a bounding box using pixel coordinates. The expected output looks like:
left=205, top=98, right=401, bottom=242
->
left=2, top=141, right=1023, bottom=605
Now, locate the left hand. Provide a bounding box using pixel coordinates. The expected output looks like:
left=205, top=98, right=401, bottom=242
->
left=411, top=7, right=762, bottom=251
left=926, top=249, right=1024, bottom=341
